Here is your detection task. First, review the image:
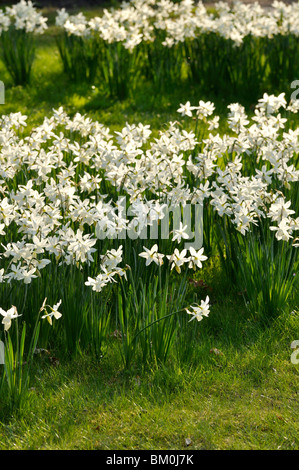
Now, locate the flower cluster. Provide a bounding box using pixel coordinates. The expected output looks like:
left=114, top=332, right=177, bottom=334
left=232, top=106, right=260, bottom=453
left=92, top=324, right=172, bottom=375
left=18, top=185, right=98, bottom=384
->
left=2, top=0, right=298, bottom=47
left=54, top=0, right=299, bottom=49
left=55, top=2, right=150, bottom=51
left=0, top=298, right=63, bottom=331
left=0, top=0, right=47, bottom=35
left=0, top=92, right=297, bottom=290
left=179, top=93, right=299, bottom=238
left=185, top=296, right=210, bottom=322
left=85, top=245, right=127, bottom=292
left=138, top=245, right=208, bottom=273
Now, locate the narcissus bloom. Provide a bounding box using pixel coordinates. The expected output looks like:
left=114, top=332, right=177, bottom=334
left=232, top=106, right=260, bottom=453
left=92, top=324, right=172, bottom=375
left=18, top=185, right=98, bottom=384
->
left=139, top=244, right=164, bottom=266
left=188, top=247, right=208, bottom=270
left=41, top=300, right=62, bottom=326
left=0, top=305, right=21, bottom=331
left=185, top=296, right=210, bottom=322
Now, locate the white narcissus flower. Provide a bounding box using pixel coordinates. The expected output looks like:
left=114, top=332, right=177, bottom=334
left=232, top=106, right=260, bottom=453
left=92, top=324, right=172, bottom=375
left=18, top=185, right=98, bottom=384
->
left=41, top=300, right=62, bottom=326
left=0, top=305, right=21, bottom=331
left=287, top=99, right=299, bottom=114
left=270, top=218, right=293, bottom=242
left=167, top=248, right=189, bottom=274
left=177, top=101, right=196, bottom=117
left=185, top=296, right=210, bottom=322
left=268, top=197, right=295, bottom=223
left=172, top=222, right=190, bottom=243
left=208, top=116, right=220, bottom=131
left=188, top=247, right=208, bottom=270
left=196, top=100, right=215, bottom=119
left=257, top=93, right=287, bottom=115
left=138, top=244, right=164, bottom=266
left=85, top=274, right=109, bottom=293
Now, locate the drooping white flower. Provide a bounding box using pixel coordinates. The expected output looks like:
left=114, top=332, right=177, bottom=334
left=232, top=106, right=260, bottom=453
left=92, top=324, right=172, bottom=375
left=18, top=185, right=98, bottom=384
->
left=185, top=296, right=210, bottom=322
left=41, top=300, right=62, bottom=326
left=0, top=305, right=21, bottom=331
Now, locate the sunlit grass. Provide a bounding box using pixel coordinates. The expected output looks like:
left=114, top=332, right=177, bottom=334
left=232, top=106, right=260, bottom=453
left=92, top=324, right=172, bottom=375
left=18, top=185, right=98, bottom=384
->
left=0, top=301, right=298, bottom=450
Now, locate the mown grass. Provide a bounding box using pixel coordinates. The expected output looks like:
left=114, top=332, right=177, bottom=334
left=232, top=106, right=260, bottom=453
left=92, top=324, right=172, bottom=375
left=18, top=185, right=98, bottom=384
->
left=0, top=289, right=298, bottom=450
left=0, top=255, right=298, bottom=450
left=0, top=5, right=298, bottom=450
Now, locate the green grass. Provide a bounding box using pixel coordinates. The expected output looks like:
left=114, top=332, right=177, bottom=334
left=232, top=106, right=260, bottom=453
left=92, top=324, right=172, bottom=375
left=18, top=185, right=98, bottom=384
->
left=0, top=288, right=298, bottom=450
left=0, top=6, right=298, bottom=450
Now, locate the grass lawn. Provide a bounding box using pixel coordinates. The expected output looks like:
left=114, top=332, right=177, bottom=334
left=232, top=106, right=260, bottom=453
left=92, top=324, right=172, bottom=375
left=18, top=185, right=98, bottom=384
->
left=0, top=3, right=298, bottom=451
left=0, top=291, right=298, bottom=450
